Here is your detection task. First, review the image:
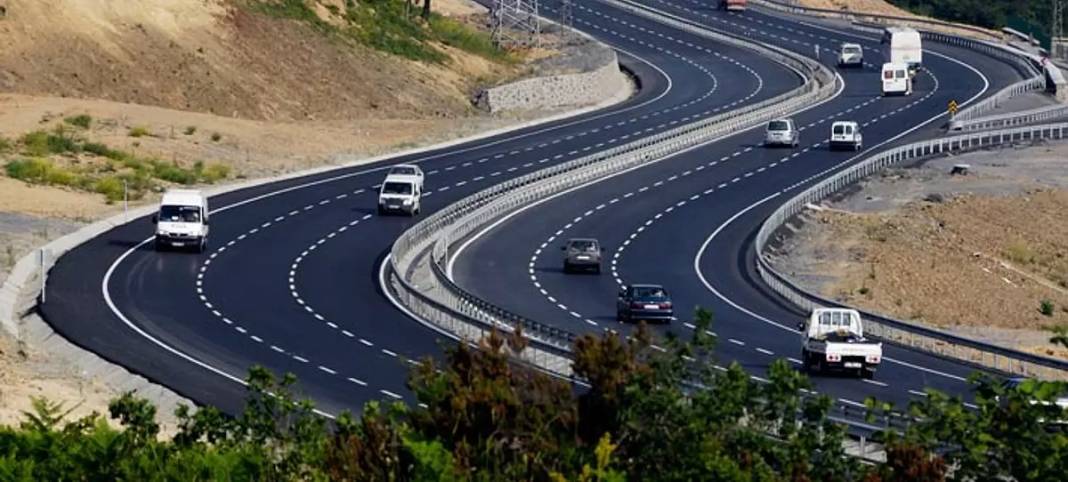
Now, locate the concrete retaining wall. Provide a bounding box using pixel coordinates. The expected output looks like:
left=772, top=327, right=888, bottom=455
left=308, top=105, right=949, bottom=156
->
left=476, top=39, right=628, bottom=113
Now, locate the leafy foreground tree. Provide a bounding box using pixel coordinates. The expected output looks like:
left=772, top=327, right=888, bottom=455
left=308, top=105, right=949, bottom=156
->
left=1, top=308, right=1065, bottom=480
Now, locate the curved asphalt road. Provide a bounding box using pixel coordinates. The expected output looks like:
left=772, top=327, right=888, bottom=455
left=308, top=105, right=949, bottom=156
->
left=41, top=0, right=803, bottom=415
left=453, top=3, right=1028, bottom=411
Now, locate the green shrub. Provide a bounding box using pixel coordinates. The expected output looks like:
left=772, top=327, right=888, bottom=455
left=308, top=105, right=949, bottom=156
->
left=5, top=158, right=53, bottom=183
left=151, top=161, right=198, bottom=185
left=200, top=163, right=231, bottom=183
left=21, top=130, right=80, bottom=156
left=429, top=16, right=510, bottom=61
left=0, top=136, right=11, bottom=153
left=1041, top=299, right=1056, bottom=317
left=858, top=287, right=870, bottom=296
left=210, top=132, right=222, bottom=142
left=128, top=126, right=151, bottom=138
left=184, top=126, right=197, bottom=135
left=94, top=176, right=125, bottom=203
left=64, top=114, right=93, bottom=129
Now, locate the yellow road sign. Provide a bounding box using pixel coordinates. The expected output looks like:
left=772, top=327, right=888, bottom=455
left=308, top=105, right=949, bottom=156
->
left=948, top=100, right=958, bottom=115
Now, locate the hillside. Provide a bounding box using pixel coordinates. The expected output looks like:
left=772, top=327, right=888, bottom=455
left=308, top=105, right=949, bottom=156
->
left=0, top=0, right=516, bottom=121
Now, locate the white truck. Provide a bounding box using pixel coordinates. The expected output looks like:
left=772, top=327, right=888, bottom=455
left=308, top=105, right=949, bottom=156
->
left=882, top=27, right=922, bottom=75
left=798, top=308, right=882, bottom=379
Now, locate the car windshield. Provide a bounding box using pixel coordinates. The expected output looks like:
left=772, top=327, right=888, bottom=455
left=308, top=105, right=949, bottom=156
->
left=843, top=46, right=861, bottom=54
left=569, top=240, right=598, bottom=252
left=160, top=205, right=201, bottom=223
left=633, top=286, right=668, bottom=300
left=768, top=121, right=789, bottom=131
left=390, top=166, right=417, bottom=176
left=382, top=182, right=413, bottom=195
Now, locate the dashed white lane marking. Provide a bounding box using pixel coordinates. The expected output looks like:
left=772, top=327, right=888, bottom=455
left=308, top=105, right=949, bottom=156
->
left=728, top=338, right=746, bottom=346
left=755, top=347, right=774, bottom=356
left=909, top=389, right=929, bottom=397
left=863, top=379, right=889, bottom=387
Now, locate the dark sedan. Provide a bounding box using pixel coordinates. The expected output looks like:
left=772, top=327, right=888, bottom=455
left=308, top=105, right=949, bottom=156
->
left=616, top=284, right=674, bottom=323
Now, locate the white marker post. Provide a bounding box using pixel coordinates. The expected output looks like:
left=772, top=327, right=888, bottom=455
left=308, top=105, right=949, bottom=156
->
left=123, top=180, right=129, bottom=222
left=38, top=248, right=46, bottom=304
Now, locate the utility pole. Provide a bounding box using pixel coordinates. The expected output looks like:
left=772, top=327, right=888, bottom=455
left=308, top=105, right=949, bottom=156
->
left=560, top=0, right=574, bottom=43
left=490, top=0, right=541, bottom=48
left=1053, top=0, right=1066, bottom=61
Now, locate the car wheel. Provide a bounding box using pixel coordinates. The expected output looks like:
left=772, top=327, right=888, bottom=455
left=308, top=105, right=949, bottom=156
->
left=593, top=265, right=601, bottom=274
left=154, top=240, right=164, bottom=252
left=616, top=311, right=625, bottom=323
left=197, top=239, right=207, bottom=254
left=862, top=368, right=875, bottom=379
left=377, top=206, right=385, bottom=216
left=563, top=263, right=571, bottom=274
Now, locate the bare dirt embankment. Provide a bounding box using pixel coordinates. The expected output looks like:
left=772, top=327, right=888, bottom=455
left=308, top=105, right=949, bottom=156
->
left=769, top=143, right=1068, bottom=360
left=0, top=0, right=618, bottom=428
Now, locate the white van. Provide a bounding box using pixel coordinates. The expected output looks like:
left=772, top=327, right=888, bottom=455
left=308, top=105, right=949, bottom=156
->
left=829, top=121, right=863, bottom=151
left=377, top=174, right=422, bottom=216
left=152, top=189, right=209, bottom=252
left=882, top=27, right=922, bottom=73
left=881, top=62, right=912, bottom=96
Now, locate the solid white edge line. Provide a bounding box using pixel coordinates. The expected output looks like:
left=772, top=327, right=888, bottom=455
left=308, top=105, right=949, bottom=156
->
left=692, top=54, right=991, bottom=383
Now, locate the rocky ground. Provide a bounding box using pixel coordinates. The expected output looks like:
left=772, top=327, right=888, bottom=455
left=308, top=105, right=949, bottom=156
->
left=769, top=141, right=1068, bottom=360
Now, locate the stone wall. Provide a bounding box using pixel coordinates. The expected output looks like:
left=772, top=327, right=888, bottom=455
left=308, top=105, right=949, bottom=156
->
left=476, top=38, right=629, bottom=113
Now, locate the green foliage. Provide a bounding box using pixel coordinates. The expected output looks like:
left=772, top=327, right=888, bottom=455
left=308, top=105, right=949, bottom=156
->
left=0, top=136, right=10, bottom=153
left=5, top=305, right=1064, bottom=480
left=210, top=132, right=222, bottom=142
left=889, top=0, right=1060, bottom=47
left=184, top=126, right=197, bottom=135
left=4, top=133, right=232, bottom=201
left=1041, top=299, right=1056, bottom=317
left=21, top=128, right=80, bottom=157
left=128, top=126, right=150, bottom=138
left=429, top=15, right=511, bottom=62
left=247, top=0, right=509, bottom=63
left=63, top=114, right=93, bottom=129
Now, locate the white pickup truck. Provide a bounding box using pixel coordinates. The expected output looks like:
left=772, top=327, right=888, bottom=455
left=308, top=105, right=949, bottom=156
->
left=798, top=308, right=882, bottom=379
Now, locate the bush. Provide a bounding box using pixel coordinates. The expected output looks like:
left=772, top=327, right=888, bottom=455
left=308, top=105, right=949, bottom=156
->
left=210, top=132, right=222, bottom=142
left=1004, top=241, right=1036, bottom=265
left=0, top=136, right=11, bottom=153
left=1041, top=299, right=1056, bottom=317
left=128, top=126, right=151, bottom=138
left=64, top=114, right=93, bottom=129
left=151, top=161, right=198, bottom=185
left=94, top=176, right=125, bottom=202
left=5, top=158, right=52, bottom=183
left=200, top=163, right=231, bottom=183
left=184, top=126, right=197, bottom=135
left=21, top=129, right=79, bottom=156
left=429, top=16, right=510, bottom=61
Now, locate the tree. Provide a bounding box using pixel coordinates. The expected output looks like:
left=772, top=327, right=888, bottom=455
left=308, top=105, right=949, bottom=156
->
left=421, top=0, right=431, bottom=20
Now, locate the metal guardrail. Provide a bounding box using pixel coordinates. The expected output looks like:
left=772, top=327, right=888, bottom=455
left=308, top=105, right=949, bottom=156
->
left=951, top=101, right=1068, bottom=131
left=755, top=123, right=1068, bottom=380
left=951, top=76, right=1047, bottom=124
left=387, top=0, right=837, bottom=366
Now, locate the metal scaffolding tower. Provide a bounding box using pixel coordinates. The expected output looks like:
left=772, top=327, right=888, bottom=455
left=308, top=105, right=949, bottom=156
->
left=1054, top=0, right=1064, bottom=42
left=491, top=0, right=541, bottom=48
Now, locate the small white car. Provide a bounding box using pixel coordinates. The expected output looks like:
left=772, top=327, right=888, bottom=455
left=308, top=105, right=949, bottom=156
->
left=764, top=118, right=799, bottom=148
left=829, top=121, right=863, bottom=151
left=837, top=43, right=864, bottom=68
left=152, top=189, right=210, bottom=252
left=377, top=174, right=422, bottom=216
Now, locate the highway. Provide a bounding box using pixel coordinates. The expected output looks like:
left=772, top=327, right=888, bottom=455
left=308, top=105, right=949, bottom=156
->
left=452, top=1, right=1028, bottom=412
left=39, top=0, right=811, bottom=415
